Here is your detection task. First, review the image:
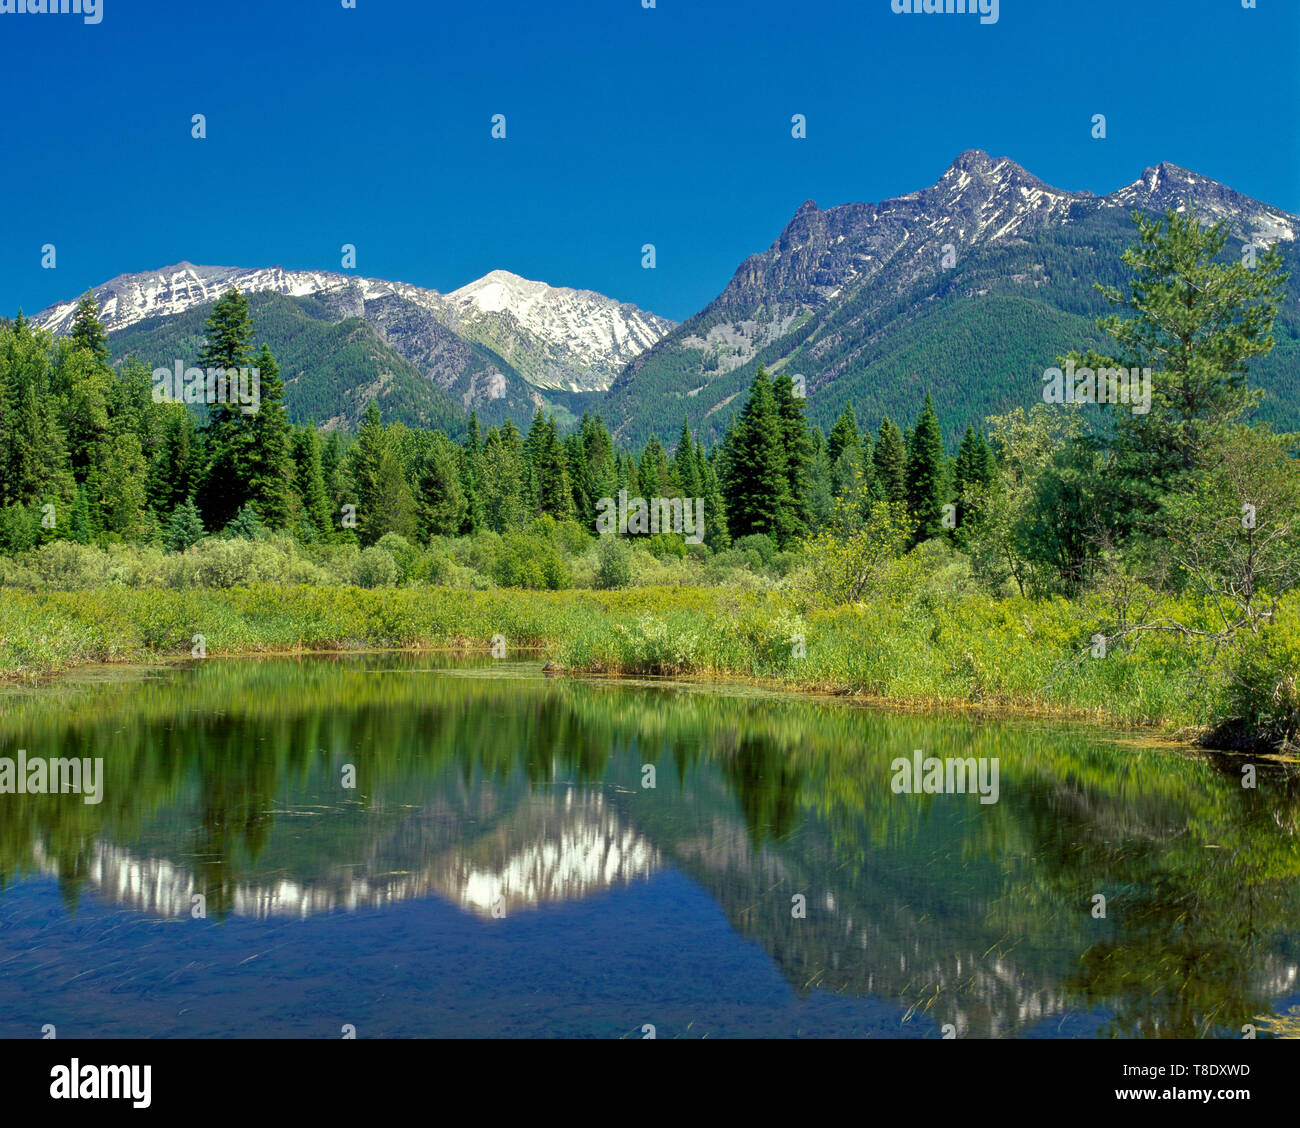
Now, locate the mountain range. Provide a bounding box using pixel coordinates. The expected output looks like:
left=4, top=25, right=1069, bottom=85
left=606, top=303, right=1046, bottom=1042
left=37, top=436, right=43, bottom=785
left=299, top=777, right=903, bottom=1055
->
left=30, top=150, right=1300, bottom=443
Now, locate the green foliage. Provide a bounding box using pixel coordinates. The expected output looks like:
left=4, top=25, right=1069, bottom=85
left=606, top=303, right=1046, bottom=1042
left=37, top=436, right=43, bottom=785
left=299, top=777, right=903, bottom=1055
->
left=224, top=503, right=266, bottom=541
left=905, top=392, right=947, bottom=544
left=595, top=537, right=633, bottom=590
left=721, top=367, right=789, bottom=543
left=353, top=545, right=399, bottom=589
left=165, top=498, right=205, bottom=552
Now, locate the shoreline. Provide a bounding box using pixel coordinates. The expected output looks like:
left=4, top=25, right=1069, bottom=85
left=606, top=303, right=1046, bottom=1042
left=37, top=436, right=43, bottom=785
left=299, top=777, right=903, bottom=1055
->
left=0, top=583, right=1282, bottom=754
left=2, top=638, right=1210, bottom=750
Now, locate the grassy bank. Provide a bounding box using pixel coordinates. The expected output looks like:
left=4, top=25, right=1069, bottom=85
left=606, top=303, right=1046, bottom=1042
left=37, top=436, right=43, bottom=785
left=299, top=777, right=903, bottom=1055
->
left=3, top=583, right=1295, bottom=748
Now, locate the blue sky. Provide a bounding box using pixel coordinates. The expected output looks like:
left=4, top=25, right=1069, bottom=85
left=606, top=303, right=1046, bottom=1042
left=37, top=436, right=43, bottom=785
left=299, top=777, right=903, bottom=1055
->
left=2, top=0, right=1297, bottom=322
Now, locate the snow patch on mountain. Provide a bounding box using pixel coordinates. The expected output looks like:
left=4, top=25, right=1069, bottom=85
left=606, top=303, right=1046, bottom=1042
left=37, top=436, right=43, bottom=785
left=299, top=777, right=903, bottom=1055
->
left=33, top=262, right=675, bottom=394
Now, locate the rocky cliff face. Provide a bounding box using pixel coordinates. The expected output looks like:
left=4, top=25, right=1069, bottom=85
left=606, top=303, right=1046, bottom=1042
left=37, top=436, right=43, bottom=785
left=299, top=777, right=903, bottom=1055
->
left=605, top=149, right=1299, bottom=443
left=33, top=262, right=675, bottom=399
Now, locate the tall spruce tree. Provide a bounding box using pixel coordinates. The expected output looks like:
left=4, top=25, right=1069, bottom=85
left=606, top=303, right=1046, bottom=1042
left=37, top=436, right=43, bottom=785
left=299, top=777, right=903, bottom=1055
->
left=772, top=371, right=814, bottom=542
left=291, top=427, right=334, bottom=540
left=904, top=392, right=946, bottom=544
left=721, top=367, right=789, bottom=543
left=69, top=290, right=110, bottom=367
left=672, top=417, right=701, bottom=498
left=827, top=404, right=861, bottom=466
left=196, top=288, right=256, bottom=528
left=873, top=416, right=908, bottom=507
left=246, top=343, right=294, bottom=529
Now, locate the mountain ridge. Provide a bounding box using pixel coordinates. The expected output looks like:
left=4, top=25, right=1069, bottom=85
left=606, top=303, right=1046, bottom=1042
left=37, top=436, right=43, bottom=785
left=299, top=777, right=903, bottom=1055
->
left=28, top=150, right=1300, bottom=441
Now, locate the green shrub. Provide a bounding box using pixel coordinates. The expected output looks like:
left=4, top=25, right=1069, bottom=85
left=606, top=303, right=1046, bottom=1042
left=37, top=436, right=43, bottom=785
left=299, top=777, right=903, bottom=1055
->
left=1213, top=595, right=1300, bottom=750
left=494, top=533, right=571, bottom=590
left=645, top=532, right=687, bottom=559
left=375, top=533, right=421, bottom=584
left=353, top=546, right=399, bottom=589
left=595, top=537, right=633, bottom=589
left=734, top=534, right=776, bottom=567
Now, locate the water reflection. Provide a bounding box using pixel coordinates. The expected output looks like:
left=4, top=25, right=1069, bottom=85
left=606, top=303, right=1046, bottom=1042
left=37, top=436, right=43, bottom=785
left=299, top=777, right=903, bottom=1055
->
left=1, top=654, right=1298, bottom=1038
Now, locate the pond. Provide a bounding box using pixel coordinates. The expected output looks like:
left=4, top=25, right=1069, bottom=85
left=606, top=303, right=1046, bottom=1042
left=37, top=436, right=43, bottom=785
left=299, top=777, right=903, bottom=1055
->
left=0, top=654, right=1297, bottom=1038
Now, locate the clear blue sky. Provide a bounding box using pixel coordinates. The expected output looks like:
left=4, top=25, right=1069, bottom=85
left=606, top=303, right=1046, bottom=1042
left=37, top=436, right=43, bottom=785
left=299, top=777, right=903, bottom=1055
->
left=3, top=0, right=1297, bottom=322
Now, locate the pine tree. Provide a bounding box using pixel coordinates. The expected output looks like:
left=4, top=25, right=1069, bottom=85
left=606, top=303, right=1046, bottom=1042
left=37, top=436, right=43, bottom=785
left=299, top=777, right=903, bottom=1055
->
left=953, top=423, right=995, bottom=534
left=196, top=288, right=256, bottom=528
left=199, top=288, right=255, bottom=376
left=147, top=408, right=200, bottom=517
left=772, top=371, right=814, bottom=542
left=480, top=424, right=526, bottom=533
left=638, top=433, right=670, bottom=498
left=411, top=431, right=467, bottom=539
left=68, top=482, right=92, bottom=545
left=536, top=418, right=575, bottom=521
left=245, top=343, right=294, bottom=529
left=904, top=393, right=946, bottom=544
left=225, top=503, right=265, bottom=540
left=721, top=368, right=789, bottom=543
left=99, top=432, right=150, bottom=539
left=345, top=402, right=416, bottom=544
left=69, top=290, right=110, bottom=367
left=698, top=441, right=729, bottom=550
left=671, top=417, right=701, bottom=498
left=291, top=427, right=334, bottom=540
left=873, top=416, right=908, bottom=508
left=827, top=404, right=861, bottom=467
left=165, top=497, right=206, bottom=552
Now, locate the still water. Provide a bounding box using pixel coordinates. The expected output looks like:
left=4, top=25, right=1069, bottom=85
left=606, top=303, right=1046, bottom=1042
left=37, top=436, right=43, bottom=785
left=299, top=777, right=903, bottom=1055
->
left=1, top=655, right=1297, bottom=1038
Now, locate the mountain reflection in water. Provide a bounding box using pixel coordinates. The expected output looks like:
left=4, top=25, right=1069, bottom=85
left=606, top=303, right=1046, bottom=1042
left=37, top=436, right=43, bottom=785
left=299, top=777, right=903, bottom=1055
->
left=1, top=654, right=1298, bottom=1039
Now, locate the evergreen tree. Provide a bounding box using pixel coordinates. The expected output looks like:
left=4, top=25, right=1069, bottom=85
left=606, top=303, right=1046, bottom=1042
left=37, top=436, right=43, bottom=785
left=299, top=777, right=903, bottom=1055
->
left=411, top=431, right=467, bottom=539
left=721, top=368, right=789, bottom=542
left=198, top=288, right=255, bottom=377
left=225, top=503, right=265, bottom=540
left=345, top=402, right=416, bottom=544
left=99, top=432, right=150, bottom=539
left=68, top=482, right=92, bottom=545
left=196, top=289, right=256, bottom=528
left=69, top=290, right=110, bottom=367
left=953, top=423, right=995, bottom=534
left=827, top=404, right=861, bottom=467
left=291, top=427, right=334, bottom=540
left=165, top=497, right=206, bottom=552
left=698, top=441, right=730, bottom=551
left=772, top=371, right=814, bottom=542
left=480, top=423, right=527, bottom=533
left=536, top=417, right=575, bottom=520
left=638, top=433, right=671, bottom=497
left=671, top=417, right=701, bottom=498
left=245, top=343, right=294, bottom=529
left=147, top=407, right=200, bottom=517
left=873, top=416, right=908, bottom=507
left=904, top=393, right=947, bottom=544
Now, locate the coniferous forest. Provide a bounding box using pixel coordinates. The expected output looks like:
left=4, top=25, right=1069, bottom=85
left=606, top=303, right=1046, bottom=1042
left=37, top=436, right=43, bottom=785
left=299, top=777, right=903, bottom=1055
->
left=2, top=208, right=1299, bottom=752
left=7, top=0, right=1300, bottom=1071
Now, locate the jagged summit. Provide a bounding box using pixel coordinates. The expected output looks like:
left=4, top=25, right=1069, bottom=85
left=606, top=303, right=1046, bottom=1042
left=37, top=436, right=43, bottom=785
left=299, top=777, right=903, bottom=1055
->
left=607, top=149, right=1300, bottom=445
left=32, top=261, right=676, bottom=396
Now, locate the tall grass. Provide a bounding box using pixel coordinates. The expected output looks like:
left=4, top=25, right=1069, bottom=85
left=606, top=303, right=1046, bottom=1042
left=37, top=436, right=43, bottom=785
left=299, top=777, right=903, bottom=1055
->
left=0, top=582, right=1241, bottom=736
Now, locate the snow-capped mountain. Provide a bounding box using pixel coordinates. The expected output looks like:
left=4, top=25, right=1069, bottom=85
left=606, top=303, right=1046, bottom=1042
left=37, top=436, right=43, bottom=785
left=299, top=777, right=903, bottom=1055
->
left=605, top=149, right=1300, bottom=444
left=34, top=262, right=674, bottom=395
left=444, top=270, right=672, bottom=391
left=35, top=262, right=346, bottom=337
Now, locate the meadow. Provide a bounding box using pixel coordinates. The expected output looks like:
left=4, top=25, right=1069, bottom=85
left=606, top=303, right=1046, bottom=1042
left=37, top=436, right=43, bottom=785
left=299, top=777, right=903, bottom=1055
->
left=3, top=530, right=1295, bottom=751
